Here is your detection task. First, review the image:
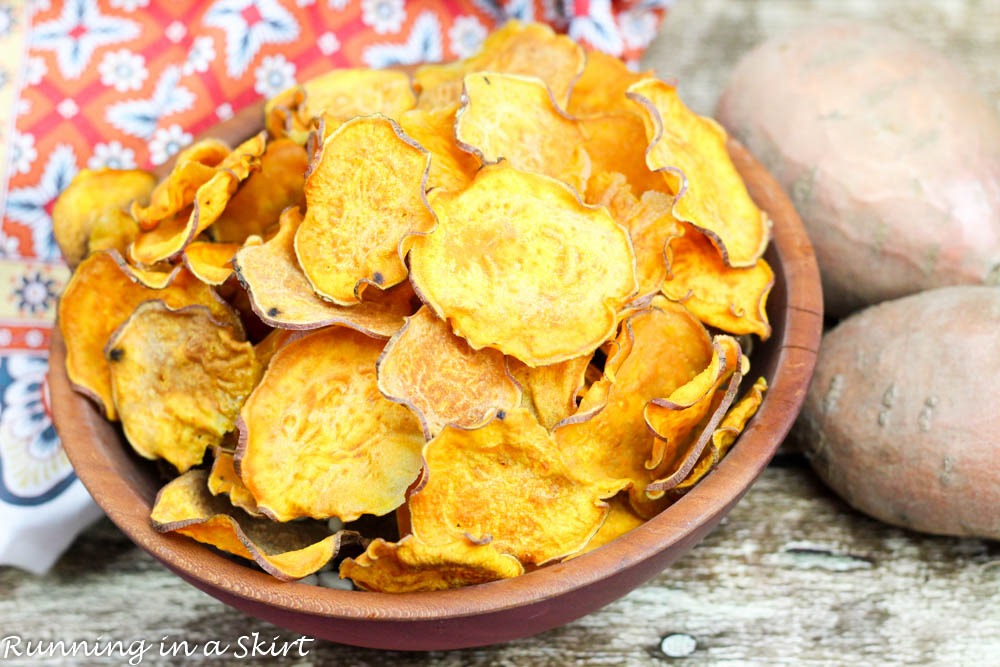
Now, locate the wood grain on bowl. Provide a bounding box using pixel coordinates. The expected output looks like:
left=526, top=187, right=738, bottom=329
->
left=50, top=109, right=822, bottom=650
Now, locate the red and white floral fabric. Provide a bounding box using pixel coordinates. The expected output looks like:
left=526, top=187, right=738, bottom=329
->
left=0, top=0, right=670, bottom=573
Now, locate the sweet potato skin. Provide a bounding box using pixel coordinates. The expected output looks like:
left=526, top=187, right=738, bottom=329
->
left=797, top=286, right=1000, bottom=539
left=717, top=21, right=1000, bottom=318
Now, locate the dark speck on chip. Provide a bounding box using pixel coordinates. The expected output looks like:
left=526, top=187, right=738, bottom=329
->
left=108, top=348, right=124, bottom=362
left=268, top=307, right=280, bottom=317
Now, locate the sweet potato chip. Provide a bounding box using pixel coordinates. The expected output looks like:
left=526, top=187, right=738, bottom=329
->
left=615, top=189, right=684, bottom=299
left=663, top=225, right=774, bottom=339
left=628, top=79, right=770, bottom=268
left=507, top=355, right=590, bottom=431
left=644, top=335, right=744, bottom=485
left=398, top=104, right=479, bottom=193
left=572, top=494, right=645, bottom=557
left=673, top=376, right=767, bottom=494
left=130, top=138, right=231, bottom=230
left=339, top=535, right=524, bottom=593
left=294, top=115, right=433, bottom=304
left=210, top=138, right=308, bottom=243
left=415, top=20, right=584, bottom=111
left=455, top=73, right=589, bottom=192
left=377, top=307, right=521, bottom=438
left=579, top=112, right=665, bottom=196
left=408, top=163, right=637, bottom=366
left=107, top=301, right=260, bottom=472
left=237, top=327, right=424, bottom=522
left=265, top=85, right=304, bottom=141
left=183, top=241, right=240, bottom=286
left=586, top=170, right=638, bottom=219
left=130, top=134, right=265, bottom=265
left=87, top=207, right=140, bottom=258
left=554, top=298, right=714, bottom=509
left=252, top=328, right=302, bottom=370
left=409, top=408, right=623, bottom=565
left=235, top=207, right=416, bottom=335
left=568, top=50, right=649, bottom=117
left=151, top=469, right=361, bottom=581
left=58, top=250, right=240, bottom=420
left=52, top=168, right=156, bottom=268
left=297, top=68, right=416, bottom=135
left=208, top=446, right=262, bottom=516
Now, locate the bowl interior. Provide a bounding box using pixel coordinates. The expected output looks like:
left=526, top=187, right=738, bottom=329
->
left=50, top=111, right=822, bottom=650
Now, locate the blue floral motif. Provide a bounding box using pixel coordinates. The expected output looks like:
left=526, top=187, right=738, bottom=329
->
left=363, top=12, right=443, bottom=68
left=13, top=271, right=59, bottom=316
left=4, top=144, right=78, bottom=262
left=567, top=0, right=623, bottom=56
left=106, top=65, right=195, bottom=139
left=204, top=0, right=300, bottom=78
left=30, top=0, right=140, bottom=79
left=0, top=354, right=76, bottom=506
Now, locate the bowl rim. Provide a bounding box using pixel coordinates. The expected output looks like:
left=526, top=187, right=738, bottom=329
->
left=51, top=113, right=823, bottom=624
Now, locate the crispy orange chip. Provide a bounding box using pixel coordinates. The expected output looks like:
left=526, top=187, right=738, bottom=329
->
left=265, top=85, right=307, bottom=143
left=414, top=20, right=584, bottom=111
left=208, top=446, right=262, bottom=516
left=554, top=298, right=714, bottom=510
left=151, top=469, right=361, bottom=581
left=673, top=376, right=767, bottom=494
left=52, top=168, right=156, bottom=268
left=615, top=189, right=684, bottom=299
left=237, top=327, right=424, bottom=522
left=572, top=494, right=645, bottom=557
left=340, top=535, right=524, bottom=593
left=579, top=112, right=665, bottom=196
left=507, top=355, right=590, bottom=431
left=252, top=328, right=303, bottom=370
left=568, top=50, right=649, bottom=117
left=183, top=241, right=240, bottom=286
left=106, top=301, right=260, bottom=472
left=297, top=68, right=416, bottom=135
left=409, top=408, right=622, bottom=565
left=234, top=207, right=416, bottom=335
left=210, top=138, right=308, bottom=244
left=131, top=138, right=231, bottom=230
left=663, top=225, right=774, bottom=339
left=377, top=306, right=521, bottom=438
left=456, top=73, right=590, bottom=192
left=408, top=163, right=637, bottom=366
left=628, top=78, right=770, bottom=268
left=130, top=134, right=265, bottom=266
left=644, top=335, right=744, bottom=489
left=294, top=115, right=433, bottom=305
left=58, top=250, right=240, bottom=420
left=586, top=170, right=638, bottom=219
left=87, top=207, right=141, bottom=258
left=398, top=104, right=479, bottom=193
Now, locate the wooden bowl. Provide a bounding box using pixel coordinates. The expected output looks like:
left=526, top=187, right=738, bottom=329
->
left=50, top=107, right=823, bottom=650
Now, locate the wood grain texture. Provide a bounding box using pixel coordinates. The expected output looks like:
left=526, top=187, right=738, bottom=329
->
left=6, top=1, right=999, bottom=664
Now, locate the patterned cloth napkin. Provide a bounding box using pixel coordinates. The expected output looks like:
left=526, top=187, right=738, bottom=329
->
left=0, top=0, right=670, bottom=574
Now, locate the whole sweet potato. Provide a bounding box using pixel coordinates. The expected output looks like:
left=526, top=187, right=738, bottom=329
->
left=797, top=286, right=1000, bottom=539
left=717, top=22, right=1000, bottom=318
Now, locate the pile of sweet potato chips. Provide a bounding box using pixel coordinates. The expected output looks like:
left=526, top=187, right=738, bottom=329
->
left=56, top=21, right=773, bottom=592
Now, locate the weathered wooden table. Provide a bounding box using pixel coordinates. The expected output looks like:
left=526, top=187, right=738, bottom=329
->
left=3, top=2, right=998, bottom=665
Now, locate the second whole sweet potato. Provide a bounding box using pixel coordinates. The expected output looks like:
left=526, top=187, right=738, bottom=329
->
left=797, top=285, right=1000, bottom=539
